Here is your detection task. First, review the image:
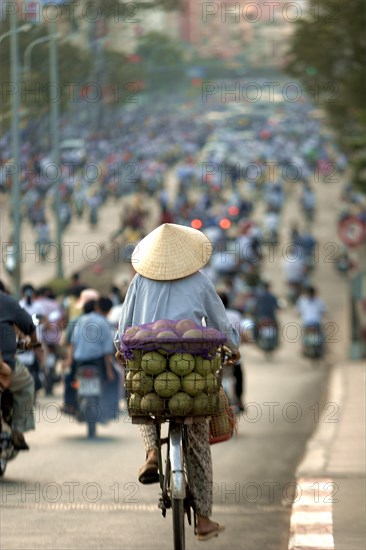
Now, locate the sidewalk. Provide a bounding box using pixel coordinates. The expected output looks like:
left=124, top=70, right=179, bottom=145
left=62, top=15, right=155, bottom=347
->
left=289, top=359, right=366, bottom=550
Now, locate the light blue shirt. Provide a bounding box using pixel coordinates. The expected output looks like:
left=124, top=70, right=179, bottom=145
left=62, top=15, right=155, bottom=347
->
left=116, top=272, right=240, bottom=351
left=72, top=312, right=114, bottom=362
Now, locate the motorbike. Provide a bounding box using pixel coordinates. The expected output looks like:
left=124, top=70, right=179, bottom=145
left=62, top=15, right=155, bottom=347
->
left=256, top=318, right=279, bottom=357
left=0, top=339, right=41, bottom=476
left=42, top=345, right=62, bottom=396
left=0, top=387, right=18, bottom=476
left=16, top=342, right=61, bottom=398
left=335, top=254, right=351, bottom=275
left=302, top=324, right=324, bottom=360
left=287, top=281, right=302, bottom=305
left=262, top=228, right=279, bottom=247
left=75, top=363, right=103, bottom=438
left=16, top=313, right=44, bottom=397
left=303, top=206, right=315, bottom=223
left=73, top=361, right=120, bottom=439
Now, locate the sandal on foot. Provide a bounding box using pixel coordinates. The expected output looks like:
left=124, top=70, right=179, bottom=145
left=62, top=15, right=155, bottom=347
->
left=195, top=523, right=225, bottom=541
left=138, top=460, right=159, bottom=485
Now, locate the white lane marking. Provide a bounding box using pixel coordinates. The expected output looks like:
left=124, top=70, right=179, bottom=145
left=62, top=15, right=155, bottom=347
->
left=290, top=511, right=333, bottom=525
left=289, top=533, right=334, bottom=549
left=288, top=478, right=334, bottom=550
left=1, top=501, right=284, bottom=514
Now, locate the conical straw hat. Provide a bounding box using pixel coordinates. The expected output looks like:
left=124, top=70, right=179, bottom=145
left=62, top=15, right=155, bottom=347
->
left=132, top=223, right=213, bottom=281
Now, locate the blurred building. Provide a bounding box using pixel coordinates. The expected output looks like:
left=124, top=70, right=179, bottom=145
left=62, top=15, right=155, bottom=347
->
left=65, top=1, right=180, bottom=55
left=179, top=0, right=298, bottom=67
left=4, top=0, right=179, bottom=54
left=179, top=0, right=251, bottom=61
left=3, top=0, right=296, bottom=66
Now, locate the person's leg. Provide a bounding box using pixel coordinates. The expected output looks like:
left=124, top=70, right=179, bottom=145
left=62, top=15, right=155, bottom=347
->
left=233, top=362, right=244, bottom=411
left=139, top=424, right=158, bottom=453
left=8, top=362, right=35, bottom=449
left=63, top=361, right=77, bottom=412
left=138, top=425, right=159, bottom=483
left=187, top=420, right=224, bottom=539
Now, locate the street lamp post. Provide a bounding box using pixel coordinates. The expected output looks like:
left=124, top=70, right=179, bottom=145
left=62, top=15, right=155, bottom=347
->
left=9, top=10, right=21, bottom=299
left=24, top=35, right=51, bottom=75
left=21, top=25, right=63, bottom=280
left=49, top=17, right=63, bottom=279
left=1, top=23, right=31, bottom=298
left=0, top=24, right=31, bottom=45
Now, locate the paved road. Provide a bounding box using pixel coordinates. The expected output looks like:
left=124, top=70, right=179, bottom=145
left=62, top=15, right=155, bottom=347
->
left=0, top=187, right=161, bottom=291
left=0, top=161, right=351, bottom=549
left=0, top=342, right=337, bottom=550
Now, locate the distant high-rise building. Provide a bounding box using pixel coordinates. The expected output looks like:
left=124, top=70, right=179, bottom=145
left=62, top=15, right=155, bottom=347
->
left=179, top=0, right=297, bottom=66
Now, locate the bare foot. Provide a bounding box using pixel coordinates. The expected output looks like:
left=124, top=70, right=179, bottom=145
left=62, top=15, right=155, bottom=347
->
left=196, top=516, right=224, bottom=535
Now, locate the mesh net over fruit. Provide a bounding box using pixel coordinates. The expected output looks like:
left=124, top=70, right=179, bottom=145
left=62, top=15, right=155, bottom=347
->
left=120, top=319, right=226, bottom=359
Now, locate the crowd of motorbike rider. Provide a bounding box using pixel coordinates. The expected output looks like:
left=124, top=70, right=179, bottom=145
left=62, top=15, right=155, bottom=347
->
left=0, top=275, right=123, bottom=443
left=1, top=95, right=340, bottom=445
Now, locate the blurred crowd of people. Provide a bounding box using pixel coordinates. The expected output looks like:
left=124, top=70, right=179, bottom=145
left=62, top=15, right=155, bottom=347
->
left=2, top=85, right=357, bottom=412
left=0, top=101, right=213, bottom=258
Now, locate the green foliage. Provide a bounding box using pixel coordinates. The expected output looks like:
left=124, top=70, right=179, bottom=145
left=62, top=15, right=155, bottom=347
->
left=134, top=0, right=183, bottom=11
left=287, top=0, right=366, bottom=194
left=103, top=49, right=145, bottom=89
left=136, top=31, right=185, bottom=90
left=137, top=31, right=184, bottom=66
left=0, top=22, right=91, bottom=127
left=352, top=153, right=366, bottom=194
left=287, top=0, right=366, bottom=152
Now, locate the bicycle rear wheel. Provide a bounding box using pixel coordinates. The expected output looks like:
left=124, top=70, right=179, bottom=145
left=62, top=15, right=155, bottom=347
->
left=169, top=423, right=187, bottom=550
left=172, top=497, right=185, bottom=550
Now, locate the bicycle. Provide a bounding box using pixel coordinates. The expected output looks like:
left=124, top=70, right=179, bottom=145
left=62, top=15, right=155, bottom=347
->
left=129, top=346, right=233, bottom=550
left=132, top=414, right=197, bottom=550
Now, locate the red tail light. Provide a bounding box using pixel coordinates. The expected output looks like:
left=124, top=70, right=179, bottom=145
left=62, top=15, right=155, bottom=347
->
left=80, top=368, right=96, bottom=378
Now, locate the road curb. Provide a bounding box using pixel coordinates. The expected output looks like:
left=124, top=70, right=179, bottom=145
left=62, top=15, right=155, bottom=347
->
left=295, top=363, right=345, bottom=477
left=288, top=365, right=345, bottom=550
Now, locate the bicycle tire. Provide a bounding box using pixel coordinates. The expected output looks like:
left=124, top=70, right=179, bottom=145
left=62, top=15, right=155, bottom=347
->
left=168, top=423, right=187, bottom=550
left=172, top=497, right=185, bottom=550
left=0, top=455, right=7, bottom=476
